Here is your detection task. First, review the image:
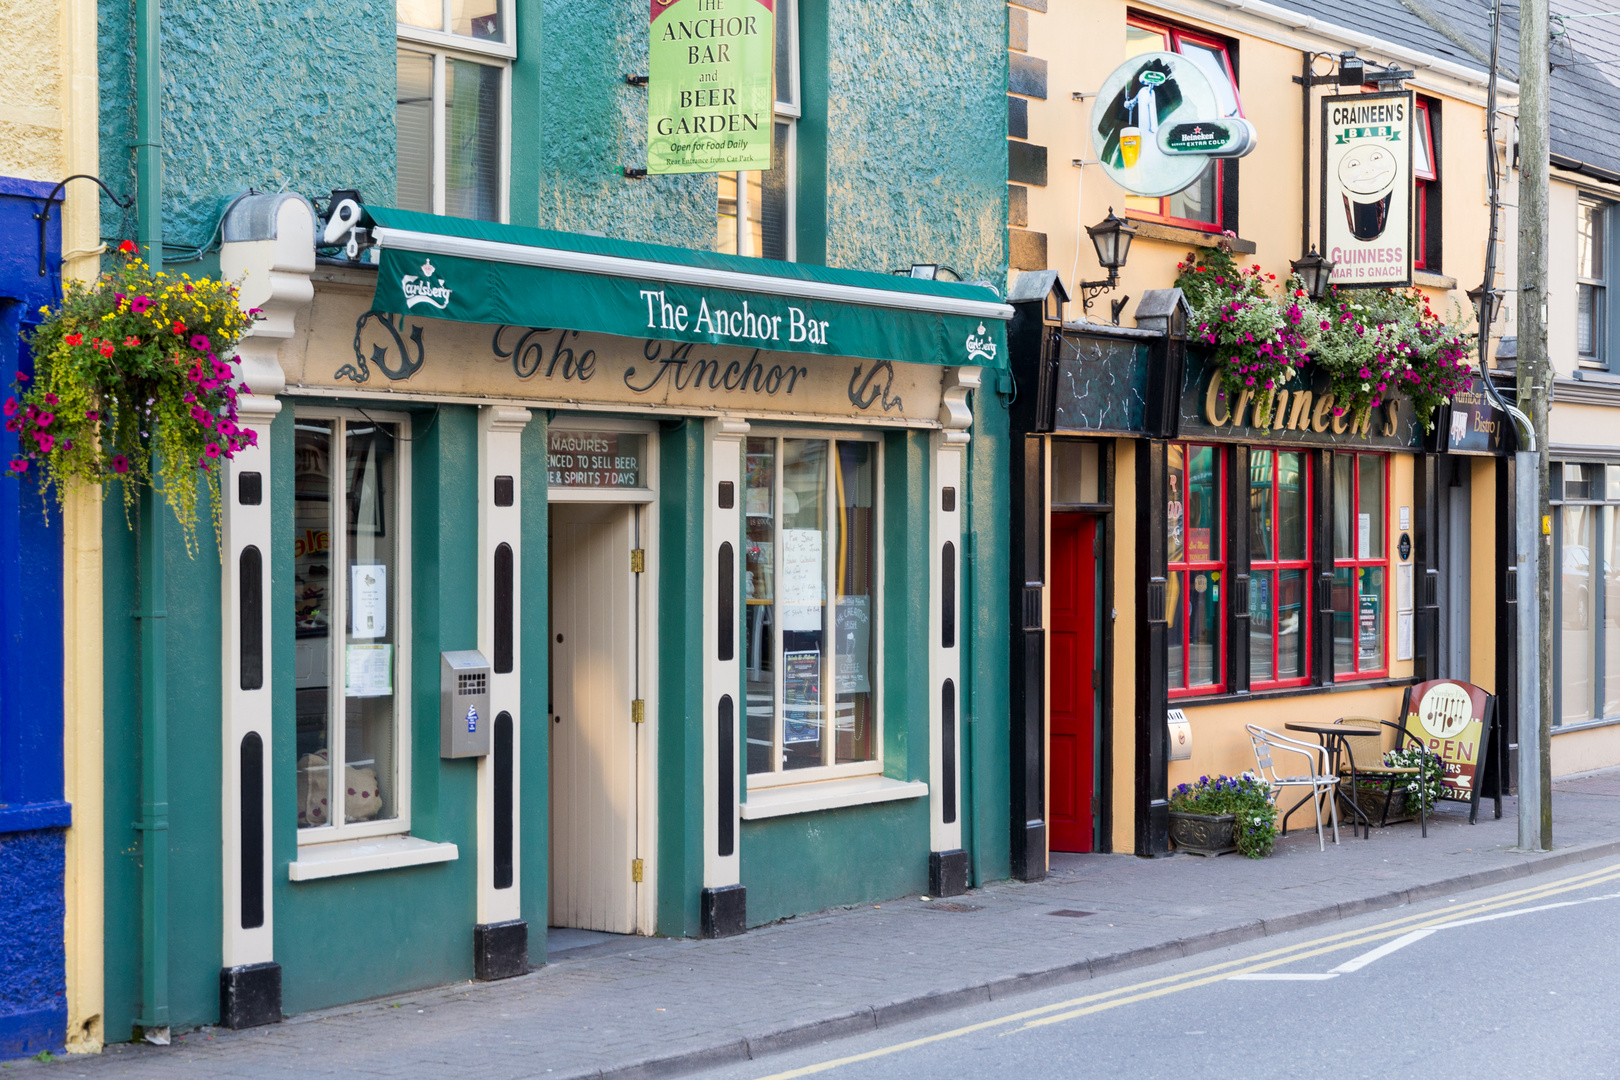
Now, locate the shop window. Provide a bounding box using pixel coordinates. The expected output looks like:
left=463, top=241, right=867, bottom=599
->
left=294, top=411, right=411, bottom=840
left=1578, top=198, right=1609, bottom=366
left=1330, top=452, right=1388, bottom=678
left=717, top=0, right=797, bottom=259
left=1167, top=443, right=1226, bottom=695
left=1248, top=449, right=1311, bottom=688
left=397, top=1, right=512, bottom=222
left=1414, top=99, right=1440, bottom=271
left=1552, top=463, right=1620, bottom=726
left=743, top=434, right=879, bottom=778
left=1122, top=15, right=1242, bottom=232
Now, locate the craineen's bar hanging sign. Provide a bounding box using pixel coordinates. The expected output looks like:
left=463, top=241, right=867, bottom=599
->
left=1321, top=90, right=1414, bottom=288
left=647, top=0, right=775, bottom=175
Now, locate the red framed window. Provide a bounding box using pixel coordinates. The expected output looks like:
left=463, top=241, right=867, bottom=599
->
left=1331, top=452, right=1389, bottom=679
left=1413, top=100, right=1437, bottom=269
left=1248, top=450, right=1311, bottom=688
left=1122, top=16, right=1243, bottom=232
left=1168, top=443, right=1227, bottom=695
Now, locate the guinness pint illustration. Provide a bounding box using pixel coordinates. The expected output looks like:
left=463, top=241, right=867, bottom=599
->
left=1339, top=144, right=1398, bottom=240
left=1321, top=90, right=1413, bottom=287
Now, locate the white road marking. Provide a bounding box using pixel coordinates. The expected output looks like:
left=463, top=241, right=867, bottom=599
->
left=1228, top=973, right=1340, bottom=981
left=1331, top=927, right=1440, bottom=973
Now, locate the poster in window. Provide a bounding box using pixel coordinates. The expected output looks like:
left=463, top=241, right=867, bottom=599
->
left=646, top=0, right=775, bottom=175
left=1358, top=589, right=1381, bottom=657
left=1167, top=475, right=1184, bottom=563
left=350, top=564, right=387, bottom=638
left=1321, top=90, right=1413, bottom=287
left=1357, top=513, right=1372, bottom=560
left=345, top=643, right=393, bottom=698
left=834, top=596, right=870, bottom=694
left=745, top=452, right=774, bottom=516
left=780, top=528, right=822, bottom=631
left=782, top=649, right=821, bottom=744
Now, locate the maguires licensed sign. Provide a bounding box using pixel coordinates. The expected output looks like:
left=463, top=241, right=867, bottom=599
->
left=281, top=279, right=958, bottom=427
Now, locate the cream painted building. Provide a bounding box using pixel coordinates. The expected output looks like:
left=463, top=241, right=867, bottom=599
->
left=1002, top=0, right=1520, bottom=868
left=0, top=0, right=104, bottom=1056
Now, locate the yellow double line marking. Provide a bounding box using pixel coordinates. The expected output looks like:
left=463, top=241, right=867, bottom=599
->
left=754, top=860, right=1620, bottom=1079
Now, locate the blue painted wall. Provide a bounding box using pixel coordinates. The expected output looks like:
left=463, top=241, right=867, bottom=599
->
left=0, top=177, right=69, bottom=1060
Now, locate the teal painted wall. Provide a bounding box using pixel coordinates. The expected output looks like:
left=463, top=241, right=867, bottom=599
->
left=271, top=404, right=481, bottom=1015
left=965, top=392, right=1011, bottom=884
left=735, top=429, right=935, bottom=925
left=519, top=415, right=550, bottom=954
left=740, top=800, right=929, bottom=927
left=655, top=422, right=705, bottom=938
left=822, top=1, right=1009, bottom=282
left=101, top=487, right=227, bottom=1038
left=530, top=1, right=715, bottom=245
left=97, top=0, right=395, bottom=257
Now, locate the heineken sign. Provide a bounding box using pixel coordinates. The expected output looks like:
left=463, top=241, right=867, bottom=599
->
left=647, top=0, right=775, bottom=175
left=1159, top=119, right=1256, bottom=159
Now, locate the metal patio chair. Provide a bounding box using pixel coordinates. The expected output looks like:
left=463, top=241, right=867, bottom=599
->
left=1246, top=723, right=1341, bottom=851
left=1333, top=716, right=1434, bottom=839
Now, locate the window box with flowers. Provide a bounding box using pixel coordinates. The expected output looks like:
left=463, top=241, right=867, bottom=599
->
left=1175, top=244, right=1474, bottom=434
left=4, top=242, right=259, bottom=550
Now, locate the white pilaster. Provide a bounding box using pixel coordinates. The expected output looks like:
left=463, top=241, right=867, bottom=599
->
left=930, top=367, right=980, bottom=853
left=219, top=194, right=313, bottom=969
left=703, top=417, right=748, bottom=889
left=478, top=406, right=532, bottom=925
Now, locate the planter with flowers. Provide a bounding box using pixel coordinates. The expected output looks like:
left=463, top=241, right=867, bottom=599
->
left=1168, top=773, right=1279, bottom=858
left=4, top=241, right=259, bottom=551
left=1175, top=243, right=1474, bottom=434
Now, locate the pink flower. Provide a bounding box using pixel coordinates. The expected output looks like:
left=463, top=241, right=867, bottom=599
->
left=131, top=296, right=152, bottom=314
left=8, top=458, right=27, bottom=474
left=109, top=454, right=130, bottom=474
left=189, top=333, right=211, bottom=351
left=2, top=398, right=15, bottom=417
left=43, top=392, right=58, bottom=405
left=204, top=442, right=222, bottom=459
left=35, top=432, right=54, bottom=452
left=124, top=335, right=141, bottom=347
left=85, top=410, right=99, bottom=421
left=37, top=411, right=54, bottom=427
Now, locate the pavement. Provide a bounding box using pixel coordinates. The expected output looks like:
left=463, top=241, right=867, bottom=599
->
left=15, top=769, right=1620, bottom=1079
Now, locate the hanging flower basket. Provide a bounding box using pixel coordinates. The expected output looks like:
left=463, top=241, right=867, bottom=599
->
left=5, top=242, right=260, bottom=551
left=1175, top=243, right=1474, bottom=434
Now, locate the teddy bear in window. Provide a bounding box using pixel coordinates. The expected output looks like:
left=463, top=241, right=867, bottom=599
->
left=297, top=750, right=383, bottom=826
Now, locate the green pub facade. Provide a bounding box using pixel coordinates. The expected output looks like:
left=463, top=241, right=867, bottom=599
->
left=95, top=0, right=1012, bottom=1036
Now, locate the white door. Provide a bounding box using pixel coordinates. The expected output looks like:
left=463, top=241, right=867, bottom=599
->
left=549, top=502, right=638, bottom=933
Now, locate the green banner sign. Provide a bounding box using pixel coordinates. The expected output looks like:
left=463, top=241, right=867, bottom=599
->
left=647, top=0, right=775, bottom=175
left=362, top=208, right=1010, bottom=370
left=1334, top=125, right=1403, bottom=143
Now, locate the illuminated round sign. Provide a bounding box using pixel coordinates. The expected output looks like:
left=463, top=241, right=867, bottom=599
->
left=1090, top=52, right=1221, bottom=198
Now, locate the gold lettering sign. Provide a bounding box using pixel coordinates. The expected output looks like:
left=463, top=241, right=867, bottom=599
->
left=1198, top=372, right=1405, bottom=445
left=281, top=278, right=949, bottom=426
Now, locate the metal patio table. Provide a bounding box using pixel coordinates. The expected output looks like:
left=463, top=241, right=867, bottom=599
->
left=1284, top=719, right=1382, bottom=838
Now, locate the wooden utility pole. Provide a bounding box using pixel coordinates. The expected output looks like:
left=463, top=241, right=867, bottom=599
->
left=1517, top=0, right=1554, bottom=850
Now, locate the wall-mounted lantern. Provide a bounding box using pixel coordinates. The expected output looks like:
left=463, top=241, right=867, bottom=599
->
left=1290, top=247, right=1337, bottom=301
left=1078, top=208, right=1137, bottom=323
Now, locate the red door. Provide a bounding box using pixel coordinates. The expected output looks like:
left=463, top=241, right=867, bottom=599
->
left=1050, top=513, right=1097, bottom=853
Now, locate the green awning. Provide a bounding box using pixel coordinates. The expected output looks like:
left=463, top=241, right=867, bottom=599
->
left=363, top=207, right=1010, bottom=369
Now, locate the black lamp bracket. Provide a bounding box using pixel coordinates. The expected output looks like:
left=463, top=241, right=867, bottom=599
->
left=1077, top=269, right=1121, bottom=313
left=34, top=173, right=134, bottom=277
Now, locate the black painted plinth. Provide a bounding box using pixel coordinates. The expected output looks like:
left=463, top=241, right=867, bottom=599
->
left=1013, top=821, right=1048, bottom=881
left=219, top=962, right=281, bottom=1030
left=928, top=849, right=969, bottom=897
left=474, top=920, right=529, bottom=980
left=701, top=884, right=746, bottom=938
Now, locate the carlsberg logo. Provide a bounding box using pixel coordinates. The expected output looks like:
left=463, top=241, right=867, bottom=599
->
left=402, top=258, right=453, bottom=310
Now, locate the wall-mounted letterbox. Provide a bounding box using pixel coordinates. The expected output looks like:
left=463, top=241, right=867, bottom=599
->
left=441, top=650, right=492, bottom=758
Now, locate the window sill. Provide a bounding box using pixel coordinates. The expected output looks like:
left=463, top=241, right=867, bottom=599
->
left=740, top=774, right=928, bottom=820
left=1413, top=269, right=1457, bottom=290
left=1552, top=714, right=1620, bottom=735
left=1121, top=216, right=1257, bottom=254
left=288, top=834, right=459, bottom=881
